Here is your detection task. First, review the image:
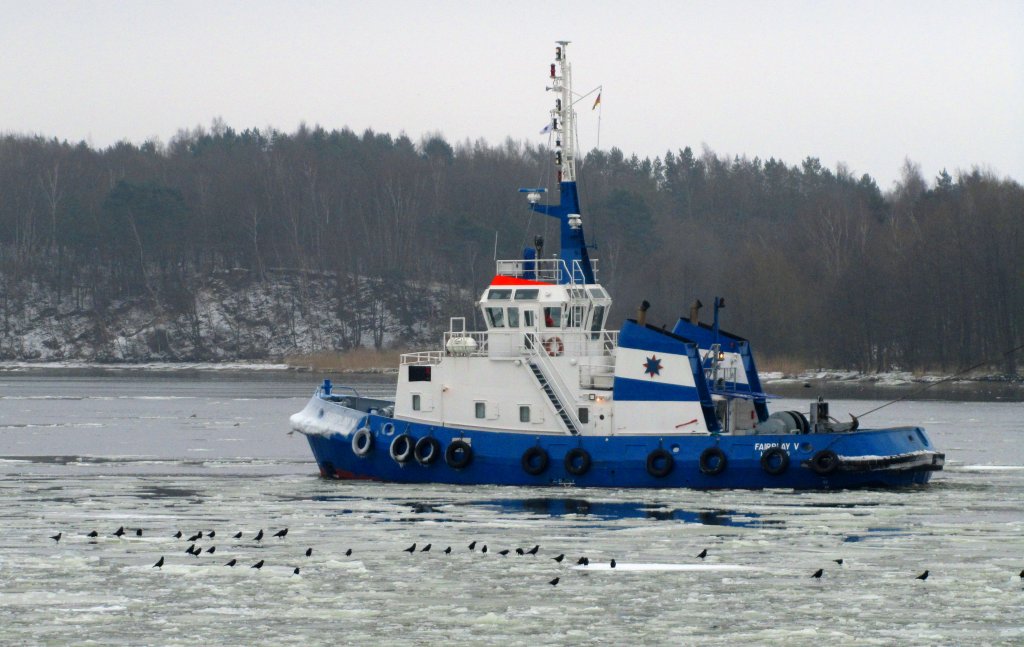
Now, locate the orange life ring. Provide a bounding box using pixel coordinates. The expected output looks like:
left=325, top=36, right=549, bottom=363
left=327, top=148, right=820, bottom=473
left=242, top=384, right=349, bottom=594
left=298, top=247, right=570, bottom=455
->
left=543, top=336, right=564, bottom=356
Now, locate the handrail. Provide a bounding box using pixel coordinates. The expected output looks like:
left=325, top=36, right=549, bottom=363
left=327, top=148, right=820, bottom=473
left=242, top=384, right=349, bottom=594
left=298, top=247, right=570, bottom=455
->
left=494, top=257, right=599, bottom=284
left=525, top=332, right=585, bottom=431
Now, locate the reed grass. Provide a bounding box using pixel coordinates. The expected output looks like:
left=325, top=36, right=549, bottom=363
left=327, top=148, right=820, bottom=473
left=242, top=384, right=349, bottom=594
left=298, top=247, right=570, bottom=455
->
left=284, top=348, right=404, bottom=372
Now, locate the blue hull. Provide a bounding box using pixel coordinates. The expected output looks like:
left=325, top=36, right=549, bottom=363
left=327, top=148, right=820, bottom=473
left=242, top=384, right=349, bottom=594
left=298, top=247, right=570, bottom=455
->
left=299, top=399, right=943, bottom=490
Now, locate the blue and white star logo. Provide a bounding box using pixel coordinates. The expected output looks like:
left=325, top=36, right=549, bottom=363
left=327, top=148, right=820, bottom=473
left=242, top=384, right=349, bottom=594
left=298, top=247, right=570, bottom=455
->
left=643, top=355, right=662, bottom=378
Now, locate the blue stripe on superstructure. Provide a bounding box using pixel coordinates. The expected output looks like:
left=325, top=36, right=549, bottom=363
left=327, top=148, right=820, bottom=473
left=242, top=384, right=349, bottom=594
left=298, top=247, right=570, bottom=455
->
left=612, top=376, right=700, bottom=401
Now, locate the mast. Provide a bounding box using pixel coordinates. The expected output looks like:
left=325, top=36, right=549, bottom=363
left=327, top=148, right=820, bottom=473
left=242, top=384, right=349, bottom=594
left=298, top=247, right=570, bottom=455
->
left=529, top=41, right=595, bottom=285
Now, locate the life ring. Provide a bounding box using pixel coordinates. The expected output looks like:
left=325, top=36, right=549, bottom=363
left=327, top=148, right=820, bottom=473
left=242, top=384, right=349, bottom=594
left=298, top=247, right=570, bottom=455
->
left=809, top=449, right=839, bottom=475
left=564, top=447, right=591, bottom=476
left=698, top=447, right=727, bottom=475
left=543, top=336, right=564, bottom=356
left=414, top=436, right=441, bottom=465
left=760, top=447, right=789, bottom=475
left=445, top=439, right=473, bottom=469
left=389, top=434, right=414, bottom=463
left=646, top=448, right=674, bottom=478
left=351, top=427, right=374, bottom=457
left=521, top=446, right=549, bottom=475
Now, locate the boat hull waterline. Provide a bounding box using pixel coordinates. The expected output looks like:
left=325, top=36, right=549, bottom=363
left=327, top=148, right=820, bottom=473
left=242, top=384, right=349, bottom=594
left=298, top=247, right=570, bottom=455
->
left=292, top=396, right=944, bottom=489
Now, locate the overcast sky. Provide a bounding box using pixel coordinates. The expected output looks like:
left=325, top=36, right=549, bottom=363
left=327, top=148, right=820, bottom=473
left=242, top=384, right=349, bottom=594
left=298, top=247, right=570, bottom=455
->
left=3, top=0, right=1021, bottom=188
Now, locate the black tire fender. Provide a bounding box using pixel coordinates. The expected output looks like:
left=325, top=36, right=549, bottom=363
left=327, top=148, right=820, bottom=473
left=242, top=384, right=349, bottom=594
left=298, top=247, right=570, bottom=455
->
left=445, top=439, right=473, bottom=469
left=351, top=427, right=374, bottom=457
left=414, top=436, right=441, bottom=465
left=699, top=447, right=727, bottom=475
left=760, top=447, right=790, bottom=475
left=521, top=446, right=549, bottom=475
left=389, top=433, right=414, bottom=463
left=646, top=448, right=674, bottom=478
left=564, top=447, right=592, bottom=476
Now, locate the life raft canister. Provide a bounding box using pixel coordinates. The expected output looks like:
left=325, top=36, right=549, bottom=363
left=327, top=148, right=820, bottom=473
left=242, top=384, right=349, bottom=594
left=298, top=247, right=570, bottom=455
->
left=543, top=336, right=564, bottom=356
left=564, top=447, right=591, bottom=476
left=699, top=447, right=727, bottom=475
left=521, top=446, right=549, bottom=475
left=760, top=447, right=790, bottom=475
left=445, top=439, right=473, bottom=469
left=646, top=448, right=674, bottom=478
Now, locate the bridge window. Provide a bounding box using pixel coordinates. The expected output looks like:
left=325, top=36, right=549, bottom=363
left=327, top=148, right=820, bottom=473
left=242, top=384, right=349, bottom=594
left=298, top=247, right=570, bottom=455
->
left=488, top=289, right=512, bottom=300
left=514, top=289, right=539, bottom=300
left=543, top=306, right=561, bottom=327
left=568, top=305, right=585, bottom=327
left=485, top=307, right=505, bottom=328
left=589, top=305, right=605, bottom=334
left=524, top=310, right=535, bottom=327
left=507, top=307, right=520, bottom=328
left=408, top=365, right=432, bottom=382
left=588, top=287, right=606, bottom=299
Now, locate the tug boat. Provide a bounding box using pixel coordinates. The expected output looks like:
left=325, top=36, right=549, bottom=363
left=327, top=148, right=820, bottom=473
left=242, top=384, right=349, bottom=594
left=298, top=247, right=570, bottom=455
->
left=291, top=42, right=944, bottom=489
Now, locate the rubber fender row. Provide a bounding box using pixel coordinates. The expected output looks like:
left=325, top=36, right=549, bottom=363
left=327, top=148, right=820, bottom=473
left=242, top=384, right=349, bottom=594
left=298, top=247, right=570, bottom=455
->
left=351, top=427, right=473, bottom=469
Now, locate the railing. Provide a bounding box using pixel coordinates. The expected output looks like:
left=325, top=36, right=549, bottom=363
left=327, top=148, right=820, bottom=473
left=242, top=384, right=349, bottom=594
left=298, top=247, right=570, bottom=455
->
left=525, top=332, right=585, bottom=432
left=495, top=258, right=599, bottom=284
left=401, top=329, right=619, bottom=366
left=400, top=351, right=444, bottom=365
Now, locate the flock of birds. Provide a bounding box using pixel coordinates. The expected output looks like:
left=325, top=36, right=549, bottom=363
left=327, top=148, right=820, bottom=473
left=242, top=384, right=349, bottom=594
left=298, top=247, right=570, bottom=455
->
left=47, top=526, right=1019, bottom=586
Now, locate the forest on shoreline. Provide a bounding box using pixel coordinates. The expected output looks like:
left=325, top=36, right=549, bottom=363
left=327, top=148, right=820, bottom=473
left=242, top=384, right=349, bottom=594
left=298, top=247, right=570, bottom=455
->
left=1, top=124, right=1021, bottom=374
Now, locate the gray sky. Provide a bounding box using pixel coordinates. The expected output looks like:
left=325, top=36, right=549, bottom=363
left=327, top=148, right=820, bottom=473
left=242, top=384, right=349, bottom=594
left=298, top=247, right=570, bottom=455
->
left=3, top=0, right=1021, bottom=188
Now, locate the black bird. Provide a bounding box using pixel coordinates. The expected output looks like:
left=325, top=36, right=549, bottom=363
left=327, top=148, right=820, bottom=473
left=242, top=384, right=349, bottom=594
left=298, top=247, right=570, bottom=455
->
left=185, top=544, right=197, bottom=555
left=610, top=559, right=617, bottom=568
left=548, top=577, right=560, bottom=586
left=114, top=526, right=125, bottom=537
left=205, top=546, right=216, bottom=554
left=443, top=547, right=451, bottom=554
left=403, top=543, right=416, bottom=553
left=173, top=530, right=182, bottom=539
left=583, top=557, right=589, bottom=566
left=468, top=541, right=477, bottom=550
left=553, top=554, right=565, bottom=563
left=345, top=549, right=352, bottom=556
left=834, top=559, right=844, bottom=565
left=499, top=549, right=510, bottom=556
left=697, top=549, right=708, bottom=559
left=576, top=557, right=587, bottom=565
left=225, top=559, right=237, bottom=567
left=527, top=545, right=539, bottom=555
left=293, top=567, right=300, bottom=575
left=273, top=528, right=288, bottom=538
left=251, top=559, right=264, bottom=570
left=254, top=529, right=264, bottom=542
left=916, top=570, right=929, bottom=580
left=233, top=531, right=242, bottom=539
left=135, top=528, right=142, bottom=537
left=515, top=548, right=524, bottom=555
left=188, top=533, right=201, bottom=542
left=153, top=556, right=164, bottom=568
left=481, top=545, right=488, bottom=553
left=87, top=530, right=98, bottom=538
left=50, top=532, right=62, bottom=543
left=208, top=530, right=215, bottom=539
left=1019, top=569, right=1023, bottom=578
left=421, top=544, right=431, bottom=552
left=305, top=548, right=313, bottom=557
left=812, top=568, right=824, bottom=579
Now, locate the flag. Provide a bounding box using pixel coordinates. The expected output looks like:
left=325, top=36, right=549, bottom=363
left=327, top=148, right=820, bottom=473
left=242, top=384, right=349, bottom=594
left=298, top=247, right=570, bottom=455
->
left=539, top=122, right=553, bottom=135
left=592, top=92, right=601, bottom=110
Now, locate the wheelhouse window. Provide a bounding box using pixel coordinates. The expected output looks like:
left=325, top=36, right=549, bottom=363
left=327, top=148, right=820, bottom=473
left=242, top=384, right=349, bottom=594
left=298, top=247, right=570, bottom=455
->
left=588, top=287, right=606, bottom=299
left=514, top=289, right=539, bottom=300
left=487, top=289, right=513, bottom=300
left=589, top=305, right=606, bottom=335
left=568, top=305, right=585, bottom=328
left=507, top=307, right=520, bottom=328
left=543, top=306, right=561, bottom=328
left=523, top=310, right=535, bottom=327
left=475, top=402, right=486, bottom=419
left=408, top=365, right=432, bottom=382
left=519, top=405, right=531, bottom=423
left=485, top=307, right=505, bottom=328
